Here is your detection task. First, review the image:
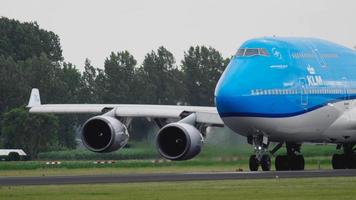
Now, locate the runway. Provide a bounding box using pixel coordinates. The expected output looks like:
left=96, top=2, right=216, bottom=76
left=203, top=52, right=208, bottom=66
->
left=0, top=170, right=356, bottom=186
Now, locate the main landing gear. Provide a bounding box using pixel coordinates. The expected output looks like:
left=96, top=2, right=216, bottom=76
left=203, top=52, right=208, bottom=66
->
left=248, top=135, right=305, bottom=171
left=332, top=143, right=356, bottom=169
left=274, top=143, right=304, bottom=171
left=248, top=135, right=271, bottom=171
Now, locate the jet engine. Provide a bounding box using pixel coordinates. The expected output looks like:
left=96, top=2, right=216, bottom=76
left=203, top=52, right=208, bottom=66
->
left=156, top=122, right=203, bottom=160
left=81, top=116, right=129, bottom=153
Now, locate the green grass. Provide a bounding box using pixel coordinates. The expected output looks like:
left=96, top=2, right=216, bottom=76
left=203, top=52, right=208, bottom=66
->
left=36, top=143, right=338, bottom=160
left=0, top=143, right=339, bottom=177
left=1, top=177, right=356, bottom=200
left=0, top=156, right=332, bottom=177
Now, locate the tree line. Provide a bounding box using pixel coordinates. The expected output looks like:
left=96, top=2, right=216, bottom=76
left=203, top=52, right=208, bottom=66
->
left=0, top=17, right=231, bottom=158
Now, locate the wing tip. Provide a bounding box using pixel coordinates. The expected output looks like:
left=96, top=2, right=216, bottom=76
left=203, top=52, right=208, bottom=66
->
left=27, top=88, right=41, bottom=108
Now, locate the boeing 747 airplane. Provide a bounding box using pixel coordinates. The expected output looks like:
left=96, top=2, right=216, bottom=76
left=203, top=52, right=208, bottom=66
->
left=27, top=37, right=356, bottom=171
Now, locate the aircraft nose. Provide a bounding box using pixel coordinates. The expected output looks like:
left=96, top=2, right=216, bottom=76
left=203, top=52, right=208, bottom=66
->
left=215, top=88, right=239, bottom=116
left=214, top=59, right=251, bottom=117
left=215, top=75, right=246, bottom=116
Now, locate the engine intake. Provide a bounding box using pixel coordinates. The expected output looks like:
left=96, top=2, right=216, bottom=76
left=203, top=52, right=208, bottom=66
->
left=81, top=116, right=129, bottom=153
left=157, top=122, right=203, bottom=160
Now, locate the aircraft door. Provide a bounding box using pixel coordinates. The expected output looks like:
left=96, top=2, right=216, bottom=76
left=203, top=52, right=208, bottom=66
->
left=342, top=77, right=349, bottom=100
left=300, top=78, right=308, bottom=107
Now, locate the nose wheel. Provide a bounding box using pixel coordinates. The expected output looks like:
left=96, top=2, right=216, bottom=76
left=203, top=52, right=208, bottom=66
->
left=249, top=155, right=271, bottom=171
left=249, top=153, right=271, bottom=171
left=261, top=154, right=272, bottom=171
left=249, top=155, right=259, bottom=171
left=248, top=135, right=271, bottom=171
left=248, top=137, right=305, bottom=171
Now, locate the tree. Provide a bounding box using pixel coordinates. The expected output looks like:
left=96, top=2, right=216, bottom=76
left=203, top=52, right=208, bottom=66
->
left=57, top=62, right=82, bottom=103
left=0, top=17, right=62, bottom=62
left=0, top=17, right=76, bottom=151
left=21, top=56, right=79, bottom=149
left=1, top=107, right=59, bottom=159
left=182, top=46, right=229, bottom=106
left=140, top=46, right=185, bottom=104
left=56, top=62, right=82, bottom=149
left=0, top=56, right=27, bottom=113
left=103, top=51, right=137, bottom=103
left=0, top=56, right=28, bottom=138
left=21, top=53, right=63, bottom=103
left=79, top=59, right=102, bottom=103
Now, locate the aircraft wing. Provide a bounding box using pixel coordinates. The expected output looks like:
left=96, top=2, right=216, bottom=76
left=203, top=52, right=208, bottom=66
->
left=27, top=88, right=223, bottom=126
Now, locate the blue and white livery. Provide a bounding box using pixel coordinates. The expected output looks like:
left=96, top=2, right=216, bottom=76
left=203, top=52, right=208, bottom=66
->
left=215, top=37, right=356, bottom=170
left=27, top=37, right=356, bottom=171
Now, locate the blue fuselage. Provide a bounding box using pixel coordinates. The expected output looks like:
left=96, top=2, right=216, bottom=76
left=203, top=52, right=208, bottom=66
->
left=215, top=37, right=356, bottom=141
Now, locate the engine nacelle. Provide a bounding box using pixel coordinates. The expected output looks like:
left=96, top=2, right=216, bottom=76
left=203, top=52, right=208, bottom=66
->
left=81, top=116, right=129, bottom=153
left=156, top=122, right=203, bottom=160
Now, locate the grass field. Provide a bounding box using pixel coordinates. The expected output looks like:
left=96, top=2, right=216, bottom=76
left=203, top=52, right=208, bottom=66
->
left=0, top=156, right=333, bottom=177
left=1, top=177, right=355, bottom=200
left=36, top=143, right=339, bottom=160
left=0, top=144, right=339, bottom=177
left=0, top=144, right=352, bottom=200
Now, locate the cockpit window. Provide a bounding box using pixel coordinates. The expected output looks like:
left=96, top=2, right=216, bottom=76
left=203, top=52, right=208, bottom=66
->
left=244, top=48, right=259, bottom=56
left=258, top=48, right=269, bottom=56
left=236, top=49, right=245, bottom=56
left=235, top=48, right=269, bottom=57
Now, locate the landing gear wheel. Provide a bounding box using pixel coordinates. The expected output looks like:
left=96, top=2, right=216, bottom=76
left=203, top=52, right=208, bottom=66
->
left=290, top=155, right=304, bottom=170
left=332, top=144, right=356, bottom=169
left=249, top=155, right=259, bottom=171
left=332, top=154, right=345, bottom=169
left=347, top=155, right=356, bottom=169
left=275, top=155, right=289, bottom=171
left=260, top=154, right=271, bottom=171
left=297, top=155, right=305, bottom=170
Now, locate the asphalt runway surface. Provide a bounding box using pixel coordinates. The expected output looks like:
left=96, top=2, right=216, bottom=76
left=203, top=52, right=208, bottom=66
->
left=0, top=170, right=356, bottom=186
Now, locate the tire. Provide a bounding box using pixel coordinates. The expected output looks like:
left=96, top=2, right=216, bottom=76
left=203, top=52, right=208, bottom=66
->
left=346, top=155, right=356, bottom=169
left=249, top=155, right=259, bottom=171
left=298, top=155, right=305, bottom=170
left=275, top=155, right=289, bottom=171
left=332, top=154, right=345, bottom=169
left=7, top=152, right=20, bottom=161
left=261, top=154, right=271, bottom=171
left=290, top=155, right=304, bottom=170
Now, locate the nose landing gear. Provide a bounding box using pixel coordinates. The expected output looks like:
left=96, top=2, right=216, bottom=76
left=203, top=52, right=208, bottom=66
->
left=248, top=135, right=305, bottom=171
left=248, top=135, right=271, bottom=171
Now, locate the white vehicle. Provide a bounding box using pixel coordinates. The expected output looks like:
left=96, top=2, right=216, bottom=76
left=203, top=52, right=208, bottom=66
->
left=0, top=149, right=27, bottom=161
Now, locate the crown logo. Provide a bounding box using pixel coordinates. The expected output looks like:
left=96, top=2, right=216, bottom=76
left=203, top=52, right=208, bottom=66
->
left=307, top=65, right=315, bottom=75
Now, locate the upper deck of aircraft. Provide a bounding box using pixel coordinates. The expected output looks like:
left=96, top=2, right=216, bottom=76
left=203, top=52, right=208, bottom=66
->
left=214, top=37, right=356, bottom=118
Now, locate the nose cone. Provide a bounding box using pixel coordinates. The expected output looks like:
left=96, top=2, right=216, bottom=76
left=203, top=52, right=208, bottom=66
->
left=215, top=87, right=245, bottom=118
left=214, top=59, right=250, bottom=117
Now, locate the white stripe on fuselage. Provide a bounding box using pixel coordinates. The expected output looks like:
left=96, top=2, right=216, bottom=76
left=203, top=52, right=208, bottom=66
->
left=222, top=100, right=356, bottom=143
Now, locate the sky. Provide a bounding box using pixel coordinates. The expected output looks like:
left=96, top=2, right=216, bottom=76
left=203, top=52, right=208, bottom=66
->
left=1, top=0, right=355, bottom=70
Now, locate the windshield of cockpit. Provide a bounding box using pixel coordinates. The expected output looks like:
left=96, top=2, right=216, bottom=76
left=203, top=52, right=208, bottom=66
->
left=235, top=48, right=269, bottom=57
